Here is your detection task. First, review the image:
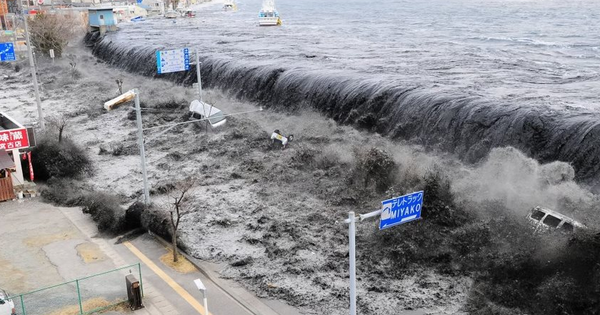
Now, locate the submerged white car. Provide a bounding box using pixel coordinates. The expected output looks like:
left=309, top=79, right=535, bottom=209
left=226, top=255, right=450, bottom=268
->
left=0, top=289, right=16, bottom=315
left=527, top=206, right=586, bottom=233
left=223, top=1, right=237, bottom=11
left=189, top=100, right=227, bottom=128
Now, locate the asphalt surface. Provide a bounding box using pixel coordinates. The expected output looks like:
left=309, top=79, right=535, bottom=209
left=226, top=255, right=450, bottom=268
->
left=0, top=198, right=299, bottom=315
left=114, top=233, right=254, bottom=315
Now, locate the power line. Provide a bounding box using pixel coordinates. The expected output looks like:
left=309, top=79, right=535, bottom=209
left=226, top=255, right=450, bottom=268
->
left=142, top=107, right=263, bottom=132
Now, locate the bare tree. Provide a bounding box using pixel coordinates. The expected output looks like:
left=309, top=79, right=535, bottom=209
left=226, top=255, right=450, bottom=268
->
left=115, top=78, right=124, bottom=95
left=167, top=178, right=196, bottom=263
left=47, top=115, right=69, bottom=143
left=68, top=55, right=76, bottom=69
left=28, top=12, right=84, bottom=58
left=67, top=54, right=80, bottom=79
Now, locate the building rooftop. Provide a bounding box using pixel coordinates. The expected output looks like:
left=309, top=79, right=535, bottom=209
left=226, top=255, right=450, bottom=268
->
left=88, top=7, right=114, bottom=11
left=0, top=112, right=24, bottom=131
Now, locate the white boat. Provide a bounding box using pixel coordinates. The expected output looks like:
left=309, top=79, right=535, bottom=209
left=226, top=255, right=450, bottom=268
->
left=259, top=0, right=281, bottom=26
left=165, top=10, right=179, bottom=19
left=183, top=9, right=196, bottom=18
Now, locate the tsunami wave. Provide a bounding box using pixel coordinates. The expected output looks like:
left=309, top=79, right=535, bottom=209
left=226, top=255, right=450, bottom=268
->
left=85, top=33, right=600, bottom=192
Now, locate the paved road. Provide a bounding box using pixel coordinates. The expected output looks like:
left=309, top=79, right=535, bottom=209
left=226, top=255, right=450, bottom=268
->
left=0, top=199, right=122, bottom=315
left=60, top=201, right=294, bottom=315
left=116, top=234, right=254, bottom=315
left=0, top=198, right=300, bottom=315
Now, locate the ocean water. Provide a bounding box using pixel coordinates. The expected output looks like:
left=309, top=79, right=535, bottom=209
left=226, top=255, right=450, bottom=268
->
left=113, top=0, right=600, bottom=109
left=93, top=0, right=600, bottom=189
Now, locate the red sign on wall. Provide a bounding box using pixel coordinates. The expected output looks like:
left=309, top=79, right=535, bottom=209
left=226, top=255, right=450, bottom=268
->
left=0, top=128, right=30, bottom=150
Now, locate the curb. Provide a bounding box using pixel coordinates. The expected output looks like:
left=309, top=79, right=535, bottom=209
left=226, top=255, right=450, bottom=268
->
left=55, top=206, right=180, bottom=315
left=148, top=232, right=273, bottom=315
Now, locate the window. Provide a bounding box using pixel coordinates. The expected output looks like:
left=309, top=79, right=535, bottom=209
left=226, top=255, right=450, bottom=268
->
left=543, top=215, right=561, bottom=228
left=560, top=222, right=574, bottom=233
left=530, top=209, right=545, bottom=221
left=209, top=111, right=225, bottom=125
left=100, top=14, right=104, bottom=19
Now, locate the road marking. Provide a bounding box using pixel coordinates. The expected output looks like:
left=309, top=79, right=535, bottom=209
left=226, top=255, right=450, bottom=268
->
left=123, top=241, right=212, bottom=315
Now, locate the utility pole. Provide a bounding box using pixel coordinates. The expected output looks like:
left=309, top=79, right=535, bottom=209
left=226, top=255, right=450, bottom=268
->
left=11, top=15, right=18, bottom=44
left=195, top=49, right=213, bottom=130
left=348, top=211, right=357, bottom=315
left=22, top=5, right=45, bottom=129
left=195, top=49, right=202, bottom=103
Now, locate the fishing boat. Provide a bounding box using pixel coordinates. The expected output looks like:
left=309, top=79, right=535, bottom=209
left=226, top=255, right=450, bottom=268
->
left=165, top=10, right=179, bottom=19
left=183, top=9, right=196, bottom=18
left=259, top=0, right=281, bottom=26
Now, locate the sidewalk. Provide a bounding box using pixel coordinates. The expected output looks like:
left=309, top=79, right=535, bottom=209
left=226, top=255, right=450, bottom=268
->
left=58, top=206, right=181, bottom=315
left=146, top=234, right=301, bottom=315
left=58, top=205, right=301, bottom=315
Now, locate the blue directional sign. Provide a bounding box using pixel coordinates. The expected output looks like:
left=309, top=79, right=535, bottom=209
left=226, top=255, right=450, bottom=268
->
left=0, top=42, right=16, bottom=62
left=379, top=191, right=424, bottom=230
left=156, top=48, right=190, bottom=74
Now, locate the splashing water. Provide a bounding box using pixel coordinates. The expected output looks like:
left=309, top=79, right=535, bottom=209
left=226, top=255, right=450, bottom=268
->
left=85, top=0, right=600, bottom=192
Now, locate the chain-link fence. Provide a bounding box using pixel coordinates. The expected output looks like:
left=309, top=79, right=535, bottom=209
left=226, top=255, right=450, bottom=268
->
left=8, top=263, right=143, bottom=315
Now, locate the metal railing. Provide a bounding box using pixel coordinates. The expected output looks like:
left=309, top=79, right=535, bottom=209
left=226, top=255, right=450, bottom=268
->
left=8, top=263, right=143, bottom=315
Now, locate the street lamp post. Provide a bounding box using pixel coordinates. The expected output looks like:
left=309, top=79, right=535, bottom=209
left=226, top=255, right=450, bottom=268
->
left=104, top=89, right=151, bottom=205
left=133, top=89, right=150, bottom=205
left=194, top=278, right=209, bottom=315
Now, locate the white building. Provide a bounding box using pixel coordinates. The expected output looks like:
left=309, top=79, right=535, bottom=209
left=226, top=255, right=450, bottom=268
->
left=141, top=0, right=163, bottom=15
left=112, top=4, right=148, bottom=21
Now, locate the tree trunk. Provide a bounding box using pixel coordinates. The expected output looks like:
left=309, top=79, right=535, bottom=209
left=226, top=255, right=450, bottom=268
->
left=170, top=211, right=179, bottom=263
left=172, top=227, right=179, bottom=263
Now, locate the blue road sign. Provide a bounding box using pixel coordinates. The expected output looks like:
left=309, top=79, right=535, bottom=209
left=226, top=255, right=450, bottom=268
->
left=0, top=42, right=16, bottom=62
left=379, top=191, right=424, bottom=230
left=156, top=48, right=190, bottom=74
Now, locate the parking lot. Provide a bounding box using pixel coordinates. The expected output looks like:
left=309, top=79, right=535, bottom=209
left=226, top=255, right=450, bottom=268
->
left=0, top=199, right=127, bottom=314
